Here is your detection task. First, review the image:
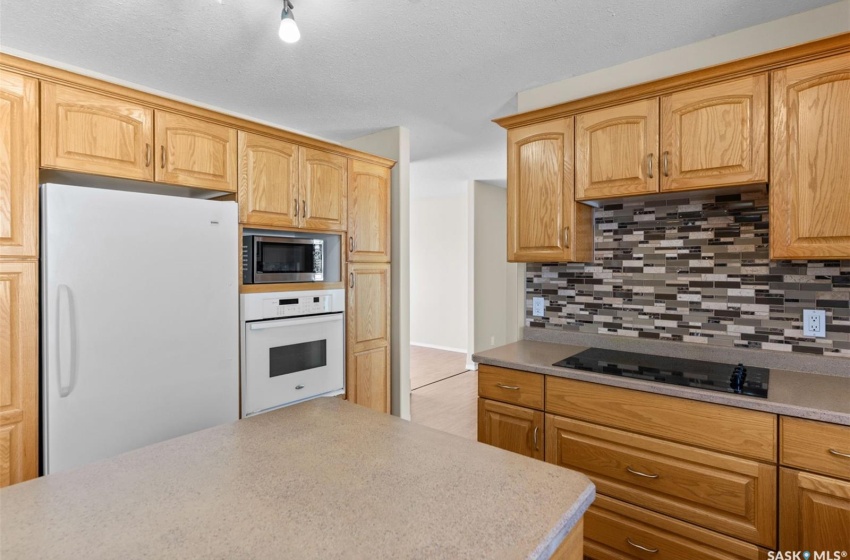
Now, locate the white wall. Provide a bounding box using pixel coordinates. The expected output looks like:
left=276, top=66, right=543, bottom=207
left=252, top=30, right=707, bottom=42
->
left=343, top=127, right=411, bottom=420
left=467, top=181, right=519, bottom=367
left=518, top=0, right=850, bottom=112
left=409, top=187, right=469, bottom=353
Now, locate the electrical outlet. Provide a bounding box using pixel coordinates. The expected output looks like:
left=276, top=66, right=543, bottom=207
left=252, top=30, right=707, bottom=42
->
left=490, top=336, right=495, bottom=345
left=532, top=297, right=545, bottom=317
left=803, top=309, right=826, bottom=338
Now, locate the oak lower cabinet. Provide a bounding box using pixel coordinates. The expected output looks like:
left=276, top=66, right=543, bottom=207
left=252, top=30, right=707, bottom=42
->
left=478, top=399, right=544, bottom=460
left=237, top=132, right=300, bottom=228
left=346, top=262, right=390, bottom=413
left=155, top=111, right=237, bottom=192
left=347, top=160, right=391, bottom=262
left=779, top=417, right=850, bottom=550
left=41, top=82, right=155, bottom=181
left=0, top=70, right=38, bottom=260
left=660, top=74, right=768, bottom=192
left=0, top=262, right=38, bottom=487
left=770, top=51, right=850, bottom=259
left=507, top=117, right=592, bottom=262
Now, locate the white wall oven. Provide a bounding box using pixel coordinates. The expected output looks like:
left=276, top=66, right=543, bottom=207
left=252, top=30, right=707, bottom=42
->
left=241, top=290, right=344, bottom=416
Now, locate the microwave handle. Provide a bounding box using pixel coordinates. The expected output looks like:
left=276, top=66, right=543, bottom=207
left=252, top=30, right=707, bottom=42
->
left=249, top=314, right=343, bottom=331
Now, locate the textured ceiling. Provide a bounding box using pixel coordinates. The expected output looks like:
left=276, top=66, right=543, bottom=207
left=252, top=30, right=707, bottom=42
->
left=0, top=0, right=838, bottom=171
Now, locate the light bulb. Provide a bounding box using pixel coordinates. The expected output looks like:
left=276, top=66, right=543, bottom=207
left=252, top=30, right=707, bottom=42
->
left=279, top=12, right=300, bottom=43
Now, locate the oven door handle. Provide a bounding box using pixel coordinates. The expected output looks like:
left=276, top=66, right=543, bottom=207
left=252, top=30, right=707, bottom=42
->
left=249, top=314, right=343, bottom=330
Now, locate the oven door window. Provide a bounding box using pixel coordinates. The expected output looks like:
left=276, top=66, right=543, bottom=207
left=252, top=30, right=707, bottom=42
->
left=269, top=340, right=327, bottom=377
left=258, top=242, right=315, bottom=274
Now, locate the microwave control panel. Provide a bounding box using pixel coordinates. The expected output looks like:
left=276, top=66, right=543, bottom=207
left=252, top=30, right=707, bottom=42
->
left=262, top=295, right=332, bottom=319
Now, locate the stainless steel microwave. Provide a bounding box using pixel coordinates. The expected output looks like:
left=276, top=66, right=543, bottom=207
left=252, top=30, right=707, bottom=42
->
left=242, top=236, right=324, bottom=284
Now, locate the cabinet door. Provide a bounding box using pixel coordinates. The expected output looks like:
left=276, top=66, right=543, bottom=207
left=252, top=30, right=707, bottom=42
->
left=346, top=263, right=391, bottom=413
left=661, top=74, right=767, bottom=192
left=507, top=118, right=591, bottom=263
left=41, top=82, right=154, bottom=181
left=155, top=111, right=237, bottom=192
left=237, top=132, right=299, bottom=227
left=0, top=71, right=38, bottom=260
left=771, top=53, right=850, bottom=259
left=0, top=262, right=38, bottom=487
left=478, top=398, right=543, bottom=460
left=576, top=98, right=659, bottom=200
left=780, top=468, right=850, bottom=550
left=347, top=160, right=391, bottom=262
left=300, top=148, right=347, bottom=232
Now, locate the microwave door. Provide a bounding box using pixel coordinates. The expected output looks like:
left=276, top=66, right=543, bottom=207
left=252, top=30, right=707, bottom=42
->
left=253, top=237, right=323, bottom=283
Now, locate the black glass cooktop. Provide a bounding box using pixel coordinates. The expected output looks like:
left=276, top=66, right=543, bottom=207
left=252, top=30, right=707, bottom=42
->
left=552, top=348, right=769, bottom=398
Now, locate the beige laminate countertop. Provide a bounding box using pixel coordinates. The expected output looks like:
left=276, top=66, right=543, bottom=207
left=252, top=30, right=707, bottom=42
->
left=474, top=340, right=850, bottom=426
left=0, top=398, right=594, bottom=560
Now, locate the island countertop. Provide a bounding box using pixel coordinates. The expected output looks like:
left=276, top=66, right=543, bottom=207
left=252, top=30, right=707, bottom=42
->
left=0, top=397, right=594, bottom=560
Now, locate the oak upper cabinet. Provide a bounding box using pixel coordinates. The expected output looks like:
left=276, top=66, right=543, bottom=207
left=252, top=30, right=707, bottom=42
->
left=347, top=160, right=391, bottom=262
left=41, top=82, right=154, bottom=181
left=0, top=71, right=38, bottom=260
left=478, top=399, right=544, bottom=460
left=576, top=98, right=659, bottom=200
left=346, top=262, right=391, bottom=413
left=507, top=117, right=592, bottom=263
left=771, top=52, right=850, bottom=259
left=155, top=111, right=237, bottom=192
left=237, top=132, right=299, bottom=228
left=780, top=469, right=850, bottom=550
left=0, top=262, right=39, bottom=487
left=300, top=148, right=347, bottom=232
left=660, top=74, right=768, bottom=192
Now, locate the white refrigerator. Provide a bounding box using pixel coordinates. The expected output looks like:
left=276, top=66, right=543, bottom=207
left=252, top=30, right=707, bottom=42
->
left=41, top=183, right=240, bottom=474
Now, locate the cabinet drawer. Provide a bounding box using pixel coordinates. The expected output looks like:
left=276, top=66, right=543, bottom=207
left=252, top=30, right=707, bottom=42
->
left=478, top=365, right=544, bottom=409
left=586, top=496, right=768, bottom=560
left=546, top=415, right=776, bottom=547
left=545, top=377, right=776, bottom=462
left=781, top=417, right=850, bottom=481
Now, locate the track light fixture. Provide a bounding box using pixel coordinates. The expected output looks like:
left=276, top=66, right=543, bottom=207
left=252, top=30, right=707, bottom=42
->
left=279, top=0, right=300, bottom=43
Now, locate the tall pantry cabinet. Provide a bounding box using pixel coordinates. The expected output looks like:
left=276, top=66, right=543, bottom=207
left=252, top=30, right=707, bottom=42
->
left=0, top=70, right=39, bottom=487
left=346, top=160, right=392, bottom=413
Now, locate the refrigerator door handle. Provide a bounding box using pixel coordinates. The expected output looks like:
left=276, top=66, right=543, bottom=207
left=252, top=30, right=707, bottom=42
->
left=57, top=284, right=78, bottom=398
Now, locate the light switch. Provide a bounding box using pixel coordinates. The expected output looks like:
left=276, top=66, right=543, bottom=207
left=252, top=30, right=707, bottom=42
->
left=803, top=309, right=826, bottom=338
left=532, top=297, right=545, bottom=317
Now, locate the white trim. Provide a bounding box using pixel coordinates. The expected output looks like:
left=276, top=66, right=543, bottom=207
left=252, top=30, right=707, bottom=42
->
left=410, top=342, right=467, bottom=354
left=466, top=361, right=478, bottom=371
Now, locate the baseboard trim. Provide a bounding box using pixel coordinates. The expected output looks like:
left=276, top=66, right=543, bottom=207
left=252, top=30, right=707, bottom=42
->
left=466, top=361, right=478, bottom=371
left=410, top=342, right=467, bottom=354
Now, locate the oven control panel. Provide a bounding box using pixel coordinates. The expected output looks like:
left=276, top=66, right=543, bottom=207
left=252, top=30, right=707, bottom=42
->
left=262, top=295, right=332, bottom=319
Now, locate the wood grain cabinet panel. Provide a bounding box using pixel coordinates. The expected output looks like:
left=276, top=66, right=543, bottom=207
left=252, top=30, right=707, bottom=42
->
left=771, top=52, right=850, bottom=259
left=41, top=82, right=154, bottom=181
left=507, top=117, right=592, bottom=262
left=347, top=160, right=390, bottom=262
left=576, top=99, right=660, bottom=200
left=155, top=111, right=237, bottom=192
left=0, top=262, right=38, bottom=487
left=300, top=148, right=347, bottom=232
left=545, top=377, right=776, bottom=462
left=660, top=74, right=768, bottom=192
left=346, top=263, right=390, bottom=413
left=478, top=399, right=544, bottom=460
left=0, top=71, right=38, bottom=260
left=585, top=496, right=769, bottom=560
left=781, top=417, right=850, bottom=481
left=780, top=468, right=850, bottom=551
left=237, top=132, right=299, bottom=227
left=477, top=365, right=544, bottom=410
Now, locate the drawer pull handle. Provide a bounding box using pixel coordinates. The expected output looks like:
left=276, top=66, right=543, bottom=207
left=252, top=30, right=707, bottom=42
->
left=627, top=466, right=659, bottom=479
left=496, top=383, right=520, bottom=390
left=533, top=426, right=539, bottom=450
left=829, top=448, right=850, bottom=459
left=627, top=538, right=658, bottom=554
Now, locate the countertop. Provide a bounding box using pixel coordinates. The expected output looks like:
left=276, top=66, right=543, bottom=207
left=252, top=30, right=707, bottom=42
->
left=474, top=340, right=850, bottom=426
left=0, top=398, right=594, bottom=560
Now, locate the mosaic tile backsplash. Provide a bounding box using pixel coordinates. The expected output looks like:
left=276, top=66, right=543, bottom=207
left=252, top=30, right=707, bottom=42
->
left=526, top=188, right=850, bottom=357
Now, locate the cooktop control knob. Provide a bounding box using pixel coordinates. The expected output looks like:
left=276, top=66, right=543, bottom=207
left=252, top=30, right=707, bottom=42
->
left=729, top=364, right=747, bottom=394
